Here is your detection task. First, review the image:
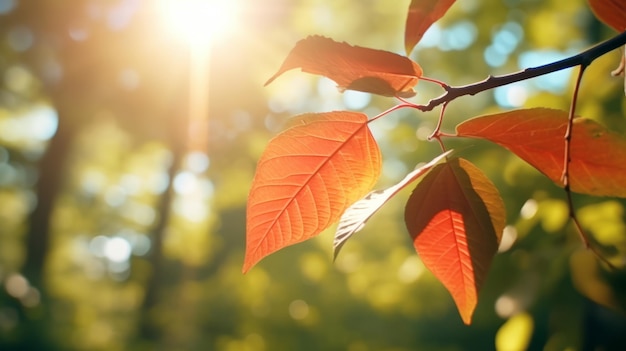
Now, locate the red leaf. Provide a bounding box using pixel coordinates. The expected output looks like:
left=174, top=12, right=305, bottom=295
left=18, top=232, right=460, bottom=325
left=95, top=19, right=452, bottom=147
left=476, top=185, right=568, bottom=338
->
left=265, top=36, right=423, bottom=97
left=405, top=158, right=505, bottom=324
left=405, top=0, right=456, bottom=55
left=333, top=150, right=453, bottom=259
left=588, top=0, right=626, bottom=31
left=456, top=108, right=626, bottom=198
left=244, top=111, right=382, bottom=273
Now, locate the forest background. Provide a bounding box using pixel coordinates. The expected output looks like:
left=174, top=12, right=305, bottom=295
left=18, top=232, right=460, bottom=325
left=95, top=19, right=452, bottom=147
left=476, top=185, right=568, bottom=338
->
left=0, top=0, right=625, bottom=350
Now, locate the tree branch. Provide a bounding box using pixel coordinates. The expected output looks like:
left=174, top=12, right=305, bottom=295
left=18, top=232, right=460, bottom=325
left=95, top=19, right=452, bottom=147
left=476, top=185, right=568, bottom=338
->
left=417, top=30, right=626, bottom=112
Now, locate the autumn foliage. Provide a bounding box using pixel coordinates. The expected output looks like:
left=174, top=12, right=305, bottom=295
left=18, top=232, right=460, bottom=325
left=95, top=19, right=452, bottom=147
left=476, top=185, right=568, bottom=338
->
left=405, top=157, right=505, bottom=324
left=246, top=0, right=626, bottom=324
left=244, top=112, right=381, bottom=273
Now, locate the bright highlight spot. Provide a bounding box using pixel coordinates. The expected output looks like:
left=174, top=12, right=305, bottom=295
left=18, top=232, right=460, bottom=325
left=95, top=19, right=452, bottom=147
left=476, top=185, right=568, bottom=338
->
left=185, top=151, right=210, bottom=173
left=89, top=236, right=109, bottom=258
left=104, top=237, right=132, bottom=263
left=494, top=84, right=528, bottom=108
left=158, top=0, right=240, bottom=45
left=484, top=22, right=523, bottom=68
left=495, top=294, right=521, bottom=318
left=397, top=256, right=424, bottom=283
left=520, top=199, right=538, bottom=219
left=498, top=225, right=518, bottom=253
left=441, top=21, right=477, bottom=51
left=419, top=21, right=477, bottom=51
left=4, top=274, right=40, bottom=307
left=418, top=24, right=441, bottom=48
left=343, top=90, right=371, bottom=110
left=174, top=171, right=199, bottom=195
left=518, top=50, right=572, bottom=93
left=5, top=274, right=29, bottom=298
left=0, top=104, right=58, bottom=145
left=484, top=45, right=507, bottom=67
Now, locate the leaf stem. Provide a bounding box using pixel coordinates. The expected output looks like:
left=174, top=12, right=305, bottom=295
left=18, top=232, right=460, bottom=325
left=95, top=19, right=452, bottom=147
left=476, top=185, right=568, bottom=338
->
left=368, top=102, right=417, bottom=123
left=415, top=31, right=626, bottom=112
left=419, top=75, right=450, bottom=89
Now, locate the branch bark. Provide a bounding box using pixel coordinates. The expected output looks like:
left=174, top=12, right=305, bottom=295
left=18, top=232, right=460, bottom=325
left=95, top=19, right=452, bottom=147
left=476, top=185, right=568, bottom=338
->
left=417, top=31, right=626, bottom=112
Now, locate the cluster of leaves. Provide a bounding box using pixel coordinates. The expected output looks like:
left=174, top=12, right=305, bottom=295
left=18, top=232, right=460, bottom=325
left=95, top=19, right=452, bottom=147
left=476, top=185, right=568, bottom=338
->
left=245, top=0, right=626, bottom=324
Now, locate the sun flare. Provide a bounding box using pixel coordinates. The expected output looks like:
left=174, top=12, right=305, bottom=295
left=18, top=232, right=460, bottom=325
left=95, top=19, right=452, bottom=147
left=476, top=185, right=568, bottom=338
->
left=158, top=0, right=240, bottom=46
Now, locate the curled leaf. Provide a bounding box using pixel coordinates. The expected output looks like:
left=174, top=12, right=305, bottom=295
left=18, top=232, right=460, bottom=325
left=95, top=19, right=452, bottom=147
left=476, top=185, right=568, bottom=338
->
left=265, top=35, right=423, bottom=97
left=333, top=150, right=453, bottom=259
left=244, top=111, right=382, bottom=273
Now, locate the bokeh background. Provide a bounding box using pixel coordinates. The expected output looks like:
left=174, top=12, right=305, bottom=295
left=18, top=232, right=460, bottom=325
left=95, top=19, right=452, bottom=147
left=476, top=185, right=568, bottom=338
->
left=1, top=0, right=626, bottom=350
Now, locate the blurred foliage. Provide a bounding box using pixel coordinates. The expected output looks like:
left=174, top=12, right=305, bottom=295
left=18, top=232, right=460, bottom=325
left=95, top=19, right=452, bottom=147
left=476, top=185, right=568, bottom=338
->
left=0, top=0, right=625, bottom=350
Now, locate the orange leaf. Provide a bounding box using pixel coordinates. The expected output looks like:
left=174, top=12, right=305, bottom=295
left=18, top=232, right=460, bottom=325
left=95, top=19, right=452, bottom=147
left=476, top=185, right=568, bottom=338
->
left=334, top=150, right=453, bottom=259
left=404, top=158, right=505, bottom=324
left=265, top=36, right=423, bottom=97
left=244, top=111, right=382, bottom=273
left=405, top=0, right=456, bottom=55
left=456, top=108, right=626, bottom=198
left=588, top=0, right=626, bottom=31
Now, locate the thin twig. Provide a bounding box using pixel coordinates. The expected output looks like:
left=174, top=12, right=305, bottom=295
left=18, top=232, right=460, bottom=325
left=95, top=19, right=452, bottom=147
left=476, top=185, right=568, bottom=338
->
left=562, top=65, right=586, bottom=187
left=559, top=65, right=593, bottom=254
left=428, top=102, right=448, bottom=141
left=428, top=103, right=449, bottom=152
left=569, top=209, right=617, bottom=270
left=562, top=65, right=617, bottom=269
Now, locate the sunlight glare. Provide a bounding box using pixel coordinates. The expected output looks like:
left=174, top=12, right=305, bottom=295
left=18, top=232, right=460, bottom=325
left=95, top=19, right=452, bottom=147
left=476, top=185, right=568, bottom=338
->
left=159, top=0, right=240, bottom=46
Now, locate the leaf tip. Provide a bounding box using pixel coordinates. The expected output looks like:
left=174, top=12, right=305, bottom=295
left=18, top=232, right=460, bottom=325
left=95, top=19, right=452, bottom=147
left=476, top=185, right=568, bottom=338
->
left=404, top=38, right=418, bottom=57
left=241, top=261, right=253, bottom=274
left=332, top=242, right=345, bottom=262
left=404, top=46, right=413, bottom=57
left=459, top=306, right=476, bottom=325
left=264, top=74, right=279, bottom=87
left=242, top=246, right=259, bottom=274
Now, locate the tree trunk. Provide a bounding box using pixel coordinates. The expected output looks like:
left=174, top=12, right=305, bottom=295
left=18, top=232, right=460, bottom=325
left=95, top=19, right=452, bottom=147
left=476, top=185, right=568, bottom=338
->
left=15, top=109, right=75, bottom=351
left=22, top=113, right=74, bottom=288
left=137, top=141, right=184, bottom=343
left=137, top=64, right=190, bottom=345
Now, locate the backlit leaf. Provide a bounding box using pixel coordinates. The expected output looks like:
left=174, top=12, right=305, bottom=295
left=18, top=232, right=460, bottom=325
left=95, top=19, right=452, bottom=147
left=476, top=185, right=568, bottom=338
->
left=404, top=158, right=505, bottom=324
left=456, top=108, right=626, bottom=198
left=588, top=0, right=626, bottom=31
left=333, top=150, right=453, bottom=259
left=405, top=0, right=456, bottom=55
left=265, top=35, right=423, bottom=97
left=244, top=111, right=382, bottom=273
